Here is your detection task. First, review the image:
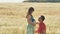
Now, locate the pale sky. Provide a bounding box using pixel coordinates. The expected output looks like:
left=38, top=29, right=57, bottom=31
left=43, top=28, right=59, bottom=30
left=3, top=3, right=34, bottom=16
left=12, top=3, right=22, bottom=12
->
left=0, top=0, right=25, bottom=3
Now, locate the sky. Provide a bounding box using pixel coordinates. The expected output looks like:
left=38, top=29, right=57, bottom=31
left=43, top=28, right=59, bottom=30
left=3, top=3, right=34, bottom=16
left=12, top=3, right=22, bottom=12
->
left=0, top=0, right=25, bottom=3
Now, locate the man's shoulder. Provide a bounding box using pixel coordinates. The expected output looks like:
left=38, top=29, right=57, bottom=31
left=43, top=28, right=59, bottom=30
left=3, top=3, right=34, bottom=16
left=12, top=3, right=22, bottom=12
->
left=41, top=23, right=46, bottom=27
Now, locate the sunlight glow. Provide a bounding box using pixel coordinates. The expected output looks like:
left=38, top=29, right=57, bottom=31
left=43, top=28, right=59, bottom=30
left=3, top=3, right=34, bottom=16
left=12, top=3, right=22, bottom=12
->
left=0, top=0, right=24, bottom=3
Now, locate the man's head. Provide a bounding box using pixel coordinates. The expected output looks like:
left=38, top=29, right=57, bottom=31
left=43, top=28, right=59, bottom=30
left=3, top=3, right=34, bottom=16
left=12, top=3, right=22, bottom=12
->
left=38, top=15, right=45, bottom=22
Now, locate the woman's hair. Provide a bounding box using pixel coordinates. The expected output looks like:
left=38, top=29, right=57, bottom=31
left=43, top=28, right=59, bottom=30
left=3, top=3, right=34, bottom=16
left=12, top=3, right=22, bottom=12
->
left=26, top=7, right=34, bottom=18
left=27, top=7, right=34, bottom=15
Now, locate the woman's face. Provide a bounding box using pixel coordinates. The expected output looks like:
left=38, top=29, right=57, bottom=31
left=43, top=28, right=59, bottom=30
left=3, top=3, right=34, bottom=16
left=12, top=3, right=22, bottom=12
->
left=30, top=10, right=34, bottom=14
left=28, top=7, right=34, bottom=15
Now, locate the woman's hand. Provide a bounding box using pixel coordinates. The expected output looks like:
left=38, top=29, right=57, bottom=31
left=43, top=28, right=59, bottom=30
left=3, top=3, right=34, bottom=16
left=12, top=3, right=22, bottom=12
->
left=33, top=21, right=36, bottom=26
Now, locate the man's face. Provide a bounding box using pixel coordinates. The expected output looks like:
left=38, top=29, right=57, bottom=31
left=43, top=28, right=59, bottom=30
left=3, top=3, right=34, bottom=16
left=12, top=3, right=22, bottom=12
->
left=38, top=17, right=41, bottom=21
left=38, top=17, right=42, bottom=22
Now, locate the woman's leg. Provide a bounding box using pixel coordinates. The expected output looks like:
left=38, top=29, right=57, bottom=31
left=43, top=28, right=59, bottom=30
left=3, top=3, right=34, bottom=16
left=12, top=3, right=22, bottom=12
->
left=27, top=25, right=30, bottom=34
left=27, top=24, right=34, bottom=34
left=30, top=26, right=34, bottom=34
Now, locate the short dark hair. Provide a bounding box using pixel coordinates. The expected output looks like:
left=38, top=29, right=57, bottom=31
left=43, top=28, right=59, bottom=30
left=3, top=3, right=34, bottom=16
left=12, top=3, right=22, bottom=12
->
left=41, top=15, right=45, bottom=21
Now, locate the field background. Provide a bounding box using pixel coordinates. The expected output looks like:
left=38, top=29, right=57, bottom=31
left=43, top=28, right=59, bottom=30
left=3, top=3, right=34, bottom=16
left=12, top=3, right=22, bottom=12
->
left=0, top=3, right=60, bottom=34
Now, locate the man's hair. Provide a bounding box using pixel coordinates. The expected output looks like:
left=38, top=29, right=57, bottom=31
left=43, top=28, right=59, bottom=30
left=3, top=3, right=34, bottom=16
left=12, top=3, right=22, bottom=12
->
left=41, top=15, right=45, bottom=21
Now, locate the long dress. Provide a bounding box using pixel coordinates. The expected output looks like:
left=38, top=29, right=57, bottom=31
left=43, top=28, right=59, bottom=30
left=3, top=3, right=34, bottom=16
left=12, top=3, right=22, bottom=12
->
left=27, top=15, right=35, bottom=34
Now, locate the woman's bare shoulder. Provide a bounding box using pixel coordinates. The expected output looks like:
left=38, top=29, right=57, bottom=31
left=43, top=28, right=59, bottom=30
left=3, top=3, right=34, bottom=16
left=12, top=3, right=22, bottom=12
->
left=26, top=15, right=31, bottom=19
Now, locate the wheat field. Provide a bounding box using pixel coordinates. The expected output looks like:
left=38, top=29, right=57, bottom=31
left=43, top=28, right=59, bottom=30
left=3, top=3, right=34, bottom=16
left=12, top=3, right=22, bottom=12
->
left=0, top=3, right=60, bottom=34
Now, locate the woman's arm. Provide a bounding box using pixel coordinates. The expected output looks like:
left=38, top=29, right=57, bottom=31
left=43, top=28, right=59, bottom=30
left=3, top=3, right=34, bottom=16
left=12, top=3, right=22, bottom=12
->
left=27, top=15, right=35, bottom=26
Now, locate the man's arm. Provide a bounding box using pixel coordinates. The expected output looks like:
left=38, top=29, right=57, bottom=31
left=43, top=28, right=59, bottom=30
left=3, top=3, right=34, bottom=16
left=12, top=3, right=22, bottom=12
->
left=42, top=30, right=46, bottom=34
left=40, top=24, right=46, bottom=34
left=36, top=22, right=39, bottom=24
left=39, top=30, right=46, bottom=34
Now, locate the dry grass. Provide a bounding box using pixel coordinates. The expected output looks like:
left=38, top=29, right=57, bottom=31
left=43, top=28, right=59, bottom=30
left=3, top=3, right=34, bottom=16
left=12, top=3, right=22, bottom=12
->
left=0, top=3, right=60, bottom=34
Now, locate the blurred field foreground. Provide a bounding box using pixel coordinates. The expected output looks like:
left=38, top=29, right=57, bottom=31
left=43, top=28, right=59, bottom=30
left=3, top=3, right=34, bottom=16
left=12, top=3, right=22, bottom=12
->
left=0, top=3, right=60, bottom=34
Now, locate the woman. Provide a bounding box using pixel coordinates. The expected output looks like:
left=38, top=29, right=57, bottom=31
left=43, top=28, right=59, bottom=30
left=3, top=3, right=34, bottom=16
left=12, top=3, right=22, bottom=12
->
left=26, top=7, right=36, bottom=34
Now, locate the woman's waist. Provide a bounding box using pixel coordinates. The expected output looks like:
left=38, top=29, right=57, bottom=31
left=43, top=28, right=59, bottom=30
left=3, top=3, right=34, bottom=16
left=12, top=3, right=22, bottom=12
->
left=28, top=24, right=34, bottom=26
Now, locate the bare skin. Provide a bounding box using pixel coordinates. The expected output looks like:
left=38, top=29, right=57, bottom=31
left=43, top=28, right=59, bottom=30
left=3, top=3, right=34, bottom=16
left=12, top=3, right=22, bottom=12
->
left=36, top=17, right=46, bottom=34
left=26, top=15, right=36, bottom=26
